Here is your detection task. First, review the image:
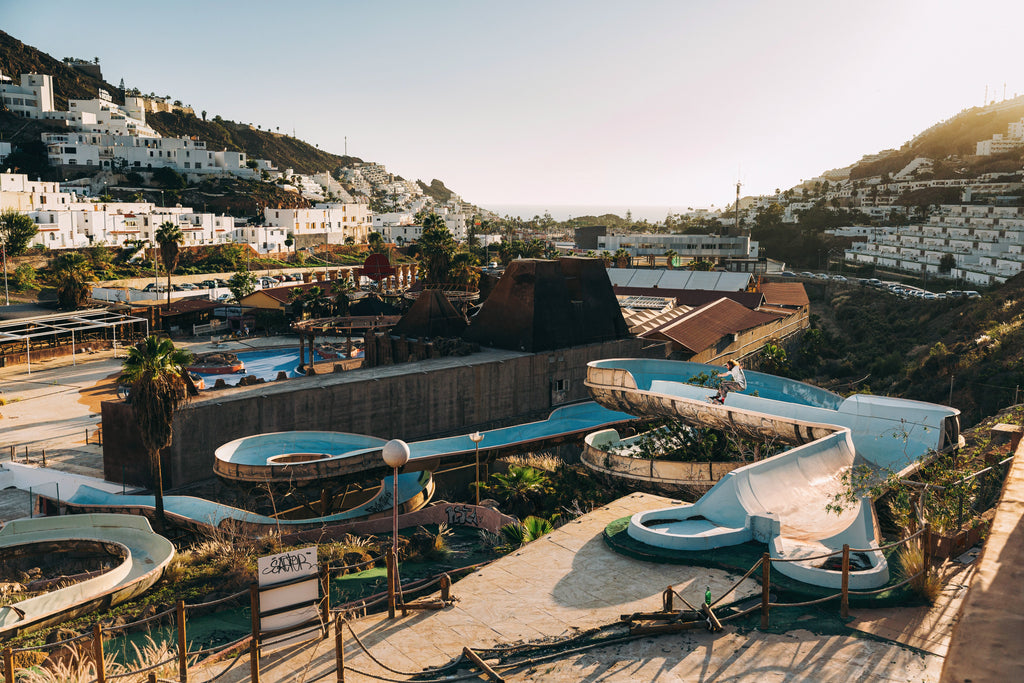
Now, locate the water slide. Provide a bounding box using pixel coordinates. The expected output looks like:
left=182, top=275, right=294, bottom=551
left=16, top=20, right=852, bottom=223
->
left=214, top=402, right=635, bottom=483
left=62, top=472, right=435, bottom=536
left=0, top=514, right=175, bottom=639
left=585, top=359, right=961, bottom=589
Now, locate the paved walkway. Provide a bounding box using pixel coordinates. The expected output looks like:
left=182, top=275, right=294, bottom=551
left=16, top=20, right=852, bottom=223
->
left=189, top=493, right=943, bottom=682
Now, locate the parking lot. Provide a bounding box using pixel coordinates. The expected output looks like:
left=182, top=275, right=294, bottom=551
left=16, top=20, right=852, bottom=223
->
left=779, top=271, right=981, bottom=301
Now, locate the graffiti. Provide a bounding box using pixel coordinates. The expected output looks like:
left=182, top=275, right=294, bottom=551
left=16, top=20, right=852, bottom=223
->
left=260, top=550, right=314, bottom=576
left=365, top=489, right=393, bottom=514
left=446, top=504, right=481, bottom=527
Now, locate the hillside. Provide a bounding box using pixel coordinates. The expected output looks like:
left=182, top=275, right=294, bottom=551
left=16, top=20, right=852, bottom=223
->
left=0, top=30, right=358, bottom=176
left=850, top=99, right=1024, bottom=179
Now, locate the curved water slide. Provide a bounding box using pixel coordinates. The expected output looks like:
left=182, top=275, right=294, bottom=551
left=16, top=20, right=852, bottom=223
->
left=63, top=471, right=435, bottom=537
left=585, top=359, right=961, bottom=589
left=0, top=514, right=175, bottom=639
left=214, top=402, right=635, bottom=483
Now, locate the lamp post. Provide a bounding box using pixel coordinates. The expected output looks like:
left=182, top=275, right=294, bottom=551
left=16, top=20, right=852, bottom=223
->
left=382, top=439, right=409, bottom=619
left=470, top=432, right=484, bottom=506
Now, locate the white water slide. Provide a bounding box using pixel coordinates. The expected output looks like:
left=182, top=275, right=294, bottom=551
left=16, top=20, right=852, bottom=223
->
left=585, top=359, right=961, bottom=589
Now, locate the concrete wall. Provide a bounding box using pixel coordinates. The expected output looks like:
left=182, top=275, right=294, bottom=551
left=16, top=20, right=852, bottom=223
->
left=102, top=337, right=662, bottom=488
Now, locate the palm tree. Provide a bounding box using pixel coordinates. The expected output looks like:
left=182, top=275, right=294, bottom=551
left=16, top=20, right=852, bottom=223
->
left=155, top=221, right=184, bottom=309
left=483, top=465, right=550, bottom=518
left=449, top=251, right=480, bottom=289
left=418, top=218, right=457, bottom=285
left=664, top=249, right=678, bottom=269
left=120, top=336, right=194, bottom=533
left=52, top=252, right=94, bottom=310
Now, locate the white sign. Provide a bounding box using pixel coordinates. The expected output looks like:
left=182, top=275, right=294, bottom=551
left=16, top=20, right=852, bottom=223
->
left=257, top=546, right=318, bottom=587
left=256, top=547, right=321, bottom=650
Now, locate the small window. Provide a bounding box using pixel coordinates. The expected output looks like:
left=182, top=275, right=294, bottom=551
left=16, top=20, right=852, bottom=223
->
left=553, top=379, right=568, bottom=392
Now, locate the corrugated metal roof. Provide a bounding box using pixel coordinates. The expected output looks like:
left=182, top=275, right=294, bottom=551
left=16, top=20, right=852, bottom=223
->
left=606, top=269, right=753, bottom=292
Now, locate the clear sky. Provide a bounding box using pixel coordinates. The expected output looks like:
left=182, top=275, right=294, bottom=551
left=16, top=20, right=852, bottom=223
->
left=3, top=0, right=1023, bottom=209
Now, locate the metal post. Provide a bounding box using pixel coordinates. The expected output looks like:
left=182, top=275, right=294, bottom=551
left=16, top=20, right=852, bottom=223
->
left=320, top=571, right=330, bottom=639
left=93, top=623, right=106, bottom=683
left=249, top=583, right=261, bottom=683
left=386, top=549, right=396, bottom=619
left=55, top=482, right=59, bottom=515
left=29, top=487, right=32, bottom=519
left=840, top=544, right=850, bottom=618
left=176, top=599, right=188, bottom=683
left=923, top=522, right=932, bottom=571
left=663, top=585, right=673, bottom=612
left=41, top=449, right=46, bottom=466
left=761, top=553, right=770, bottom=628
left=71, top=328, right=76, bottom=366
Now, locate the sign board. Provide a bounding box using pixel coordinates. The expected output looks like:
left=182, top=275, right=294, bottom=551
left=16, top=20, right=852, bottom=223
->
left=256, top=547, right=321, bottom=650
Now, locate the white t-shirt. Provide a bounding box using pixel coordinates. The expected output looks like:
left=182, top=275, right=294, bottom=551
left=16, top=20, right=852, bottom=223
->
left=727, top=365, right=747, bottom=389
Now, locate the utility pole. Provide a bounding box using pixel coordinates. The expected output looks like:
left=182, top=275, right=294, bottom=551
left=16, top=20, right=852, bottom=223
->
left=2, top=241, right=8, bottom=306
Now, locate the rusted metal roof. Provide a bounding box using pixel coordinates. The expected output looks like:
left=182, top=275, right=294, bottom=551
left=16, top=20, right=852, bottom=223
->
left=642, top=297, right=783, bottom=354
left=760, top=282, right=809, bottom=308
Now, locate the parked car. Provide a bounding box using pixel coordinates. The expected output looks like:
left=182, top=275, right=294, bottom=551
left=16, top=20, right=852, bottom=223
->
left=781, top=271, right=796, bottom=277
left=964, top=290, right=981, bottom=299
left=200, top=279, right=218, bottom=289
left=799, top=271, right=814, bottom=278
left=178, top=283, right=197, bottom=291
left=216, top=293, right=233, bottom=302
left=831, top=275, right=847, bottom=282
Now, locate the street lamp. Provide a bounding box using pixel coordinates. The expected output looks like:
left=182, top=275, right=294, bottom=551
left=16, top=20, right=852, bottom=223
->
left=382, top=439, right=409, bottom=619
left=469, top=432, right=484, bottom=506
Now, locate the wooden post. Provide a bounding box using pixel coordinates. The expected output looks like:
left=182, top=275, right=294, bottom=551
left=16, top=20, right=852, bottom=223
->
left=440, top=573, right=451, bottom=603
left=41, top=449, right=46, bottom=466
left=840, top=544, right=850, bottom=618
left=9, top=445, right=13, bottom=460
left=761, top=553, right=770, bottom=629
left=320, top=488, right=331, bottom=516
left=176, top=599, right=188, bottom=682
left=462, top=647, right=505, bottom=682
left=3, top=647, right=14, bottom=683
left=334, top=615, right=345, bottom=683
left=923, top=522, right=932, bottom=570
left=321, top=571, right=331, bottom=639
left=149, top=674, right=158, bottom=683
left=249, top=583, right=261, bottom=683
left=663, top=585, right=674, bottom=612
left=93, top=623, right=106, bottom=683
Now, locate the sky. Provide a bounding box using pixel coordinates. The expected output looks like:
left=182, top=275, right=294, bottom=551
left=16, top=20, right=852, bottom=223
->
left=3, top=0, right=1024, bottom=211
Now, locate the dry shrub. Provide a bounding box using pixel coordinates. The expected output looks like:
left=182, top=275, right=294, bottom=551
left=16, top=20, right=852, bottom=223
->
left=502, top=452, right=562, bottom=472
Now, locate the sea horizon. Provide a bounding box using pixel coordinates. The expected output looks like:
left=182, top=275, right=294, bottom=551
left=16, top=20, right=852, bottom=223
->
left=479, top=204, right=707, bottom=224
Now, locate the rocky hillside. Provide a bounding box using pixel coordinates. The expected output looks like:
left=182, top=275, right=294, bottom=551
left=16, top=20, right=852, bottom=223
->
left=0, top=30, right=357, bottom=175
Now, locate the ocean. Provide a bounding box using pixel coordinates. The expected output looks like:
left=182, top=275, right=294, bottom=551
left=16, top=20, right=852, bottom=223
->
left=480, top=204, right=693, bottom=223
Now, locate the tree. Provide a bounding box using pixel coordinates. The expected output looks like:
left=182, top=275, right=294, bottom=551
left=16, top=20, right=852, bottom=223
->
left=418, top=216, right=457, bottom=285
left=120, top=336, right=194, bottom=533
left=155, top=221, right=183, bottom=308
left=228, top=268, right=256, bottom=302
left=481, top=465, right=550, bottom=518
left=153, top=167, right=186, bottom=190
left=449, top=251, right=480, bottom=289
left=52, top=252, right=93, bottom=310
left=0, top=209, right=39, bottom=256
left=939, top=253, right=956, bottom=274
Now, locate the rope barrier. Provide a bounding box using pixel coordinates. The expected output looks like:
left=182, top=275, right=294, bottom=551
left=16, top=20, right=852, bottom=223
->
left=99, top=606, right=176, bottom=634
left=710, top=557, right=763, bottom=608
left=188, top=633, right=250, bottom=658
left=767, top=593, right=842, bottom=608
left=11, top=631, right=92, bottom=652
left=848, top=569, right=924, bottom=596
left=104, top=653, right=177, bottom=680
left=323, top=553, right=383, bottom=573
left=184, top=589, right=249, bottom=611
left=203, top=649, right=246, bottom=682
left=343, top=619, right=464, bottom=677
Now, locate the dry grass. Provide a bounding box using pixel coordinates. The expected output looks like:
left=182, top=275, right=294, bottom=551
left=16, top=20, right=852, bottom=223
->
left=502, top=452, right=562, bottom=472
left=897, top=539, right=941, bottom=604
left=19, top=636, right=190, bottom=683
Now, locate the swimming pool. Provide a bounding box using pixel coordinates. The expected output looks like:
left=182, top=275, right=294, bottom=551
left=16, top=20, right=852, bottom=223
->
left=192, top=348, right=326, bottom=388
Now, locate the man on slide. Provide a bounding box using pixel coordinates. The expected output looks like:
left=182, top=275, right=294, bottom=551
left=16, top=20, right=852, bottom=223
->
left=711, top=359, right=746, bottom=404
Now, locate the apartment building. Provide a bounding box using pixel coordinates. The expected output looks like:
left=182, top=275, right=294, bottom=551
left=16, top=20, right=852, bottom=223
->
left=844, top=203, right=1024, bottom=285
left=597, top=233, right=757, bottom=260
left=976, top=117, right=1024, bottom=156
left=263, top=203, right=371, bottom=244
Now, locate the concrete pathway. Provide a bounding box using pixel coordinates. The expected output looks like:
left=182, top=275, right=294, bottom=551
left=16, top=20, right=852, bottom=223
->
left=189, top=493, right=942, bottom=682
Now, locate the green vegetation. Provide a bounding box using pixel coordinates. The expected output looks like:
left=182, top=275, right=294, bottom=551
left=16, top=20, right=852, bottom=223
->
left=0, top=209, right=38, bottom=256
left=51, top=252, right=93, bottom=310
left=227, top=268, right=256, bottom=302
left=155, top=221, right=183, bottom=307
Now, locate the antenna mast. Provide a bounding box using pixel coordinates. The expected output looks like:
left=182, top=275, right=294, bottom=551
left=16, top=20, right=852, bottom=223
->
left=734, top=179, right=742, bottom=235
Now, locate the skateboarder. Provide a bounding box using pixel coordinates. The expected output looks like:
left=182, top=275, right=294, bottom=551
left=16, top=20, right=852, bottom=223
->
left=711, top=359, right=746, bottom=404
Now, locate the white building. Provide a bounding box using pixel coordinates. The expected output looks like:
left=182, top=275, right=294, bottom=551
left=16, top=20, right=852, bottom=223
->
left=976, top=117, right=1024, bottom=156
left=596, top=233, right=757, bottom=260
left=263, top=203, right=371, bottom=244
left=0, top=72, right=55, bottom=119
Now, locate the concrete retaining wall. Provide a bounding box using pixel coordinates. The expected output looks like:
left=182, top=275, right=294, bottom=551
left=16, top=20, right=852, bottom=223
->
left=103, top=337, right=660, bottom=488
